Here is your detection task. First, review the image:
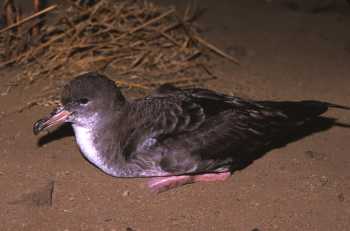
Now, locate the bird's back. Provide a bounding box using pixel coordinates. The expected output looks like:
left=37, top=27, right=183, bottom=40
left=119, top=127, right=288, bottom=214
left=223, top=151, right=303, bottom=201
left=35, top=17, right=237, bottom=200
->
left=114, top=85, right=346, bottom=176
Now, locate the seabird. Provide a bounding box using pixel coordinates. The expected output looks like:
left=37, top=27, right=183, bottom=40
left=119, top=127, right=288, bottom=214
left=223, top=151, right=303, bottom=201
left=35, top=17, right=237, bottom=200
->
left=33, top=72, right=349, bottom=192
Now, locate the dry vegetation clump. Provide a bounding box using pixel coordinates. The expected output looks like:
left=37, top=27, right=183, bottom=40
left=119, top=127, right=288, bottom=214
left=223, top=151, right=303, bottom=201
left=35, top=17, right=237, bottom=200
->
left=0, top=0, right=238, bottom=109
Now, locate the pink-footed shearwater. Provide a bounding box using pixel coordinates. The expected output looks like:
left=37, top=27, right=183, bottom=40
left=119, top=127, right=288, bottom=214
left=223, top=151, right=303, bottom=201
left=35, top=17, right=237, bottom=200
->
left=33, top=72, right=349, bottom=193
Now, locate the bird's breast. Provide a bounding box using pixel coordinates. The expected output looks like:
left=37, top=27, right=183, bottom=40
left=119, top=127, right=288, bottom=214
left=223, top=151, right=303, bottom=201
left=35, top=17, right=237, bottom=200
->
left=72, top=125, right=117, bottom=175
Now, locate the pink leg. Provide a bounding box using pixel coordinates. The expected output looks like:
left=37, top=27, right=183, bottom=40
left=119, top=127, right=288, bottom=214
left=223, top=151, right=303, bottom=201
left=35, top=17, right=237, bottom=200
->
left=148, top=172, right=231, bottom=193
left=192, top=172, right=231, bottom=182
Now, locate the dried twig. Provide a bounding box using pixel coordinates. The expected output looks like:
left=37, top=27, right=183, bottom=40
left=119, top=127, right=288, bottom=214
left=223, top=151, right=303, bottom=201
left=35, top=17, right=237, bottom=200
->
left=115, top=80, right=150, bottom=90
left=0, top=5, right=58, bottom=34
left=191, top=34, right=240, bottom=65
left=112, top=7, right=176, bottom=43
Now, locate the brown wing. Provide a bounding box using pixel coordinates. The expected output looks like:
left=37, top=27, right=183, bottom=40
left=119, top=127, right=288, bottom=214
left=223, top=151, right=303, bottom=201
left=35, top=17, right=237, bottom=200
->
left=118, top=85, right=290, bottom=176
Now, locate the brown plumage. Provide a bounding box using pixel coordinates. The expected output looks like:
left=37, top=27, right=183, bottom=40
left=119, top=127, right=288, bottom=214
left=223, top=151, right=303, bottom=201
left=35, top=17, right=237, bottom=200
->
left=33, top=72, right=349, bottom=192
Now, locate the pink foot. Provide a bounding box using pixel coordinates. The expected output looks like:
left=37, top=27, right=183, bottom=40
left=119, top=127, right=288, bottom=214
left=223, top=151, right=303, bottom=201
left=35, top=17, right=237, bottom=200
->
left=192, top=171, right=231, bottom=182
left=148, top=175, right=194, bottom=193
left=148, top=172, right=231, bottom=193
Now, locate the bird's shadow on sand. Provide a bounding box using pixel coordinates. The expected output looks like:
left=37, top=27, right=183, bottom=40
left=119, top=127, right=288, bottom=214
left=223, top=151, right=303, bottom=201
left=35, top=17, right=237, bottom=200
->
left=231, top=117, right=350, bottom=172
left=37, top=123, right=74, bottom=147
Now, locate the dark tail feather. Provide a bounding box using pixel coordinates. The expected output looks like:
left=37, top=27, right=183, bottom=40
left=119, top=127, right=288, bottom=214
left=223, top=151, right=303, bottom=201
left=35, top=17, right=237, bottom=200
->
left=320, top=102, right=350, bottom=110
left=260, top=100, right=350, bottom=121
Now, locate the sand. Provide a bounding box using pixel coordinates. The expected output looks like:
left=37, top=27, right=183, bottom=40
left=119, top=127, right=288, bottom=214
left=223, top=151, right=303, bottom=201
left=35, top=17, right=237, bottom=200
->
left=0, top=0, right=349, bottom=230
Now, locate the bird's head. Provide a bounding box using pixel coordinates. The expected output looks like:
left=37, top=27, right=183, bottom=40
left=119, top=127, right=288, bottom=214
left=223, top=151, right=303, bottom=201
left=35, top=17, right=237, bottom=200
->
left=33, top=72, right=125, bottom=134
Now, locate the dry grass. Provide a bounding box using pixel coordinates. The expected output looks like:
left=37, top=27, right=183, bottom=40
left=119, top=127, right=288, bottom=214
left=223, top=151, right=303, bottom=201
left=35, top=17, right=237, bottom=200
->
left=0, top=0, right=238, bottom=110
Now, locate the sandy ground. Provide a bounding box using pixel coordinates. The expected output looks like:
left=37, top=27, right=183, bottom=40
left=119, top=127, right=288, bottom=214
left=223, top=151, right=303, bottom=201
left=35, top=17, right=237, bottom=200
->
left=0, top=0, right=350, bottom=230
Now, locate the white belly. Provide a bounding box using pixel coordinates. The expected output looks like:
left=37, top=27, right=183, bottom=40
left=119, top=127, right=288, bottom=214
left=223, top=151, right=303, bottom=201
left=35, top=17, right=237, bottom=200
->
left=72, top=125, right=115, bottom=175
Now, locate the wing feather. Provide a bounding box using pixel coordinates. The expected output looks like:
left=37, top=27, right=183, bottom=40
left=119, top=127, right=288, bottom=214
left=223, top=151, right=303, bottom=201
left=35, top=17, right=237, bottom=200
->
left=122, top=84, right=289, bottom=175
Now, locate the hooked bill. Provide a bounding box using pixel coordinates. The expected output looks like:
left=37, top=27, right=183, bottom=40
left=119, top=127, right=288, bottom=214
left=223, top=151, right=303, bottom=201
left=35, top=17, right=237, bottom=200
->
left=33, top=107, right=71, bottom=135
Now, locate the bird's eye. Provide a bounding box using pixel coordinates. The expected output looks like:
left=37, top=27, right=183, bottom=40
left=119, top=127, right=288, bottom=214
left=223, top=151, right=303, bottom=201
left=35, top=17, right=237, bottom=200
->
left=78, top=98, right=89, bottom=104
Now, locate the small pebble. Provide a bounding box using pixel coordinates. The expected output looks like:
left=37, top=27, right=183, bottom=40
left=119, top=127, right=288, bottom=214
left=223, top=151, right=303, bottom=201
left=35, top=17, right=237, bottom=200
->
left=320, top=176, right=328, bottom=186
left=338, top=193, right=345, bottom=202
left=122, top=190, right=130, bottom=197
left=305, top=150, right=326, bottom=160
